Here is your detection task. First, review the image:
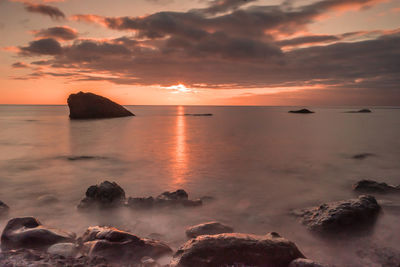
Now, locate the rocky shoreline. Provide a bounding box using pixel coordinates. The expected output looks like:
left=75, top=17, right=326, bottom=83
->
left=0, top=179, right=399, bottom=266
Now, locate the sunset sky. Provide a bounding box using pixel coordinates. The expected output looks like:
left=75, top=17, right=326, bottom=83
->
left=0, top=0, right=399, bottom=105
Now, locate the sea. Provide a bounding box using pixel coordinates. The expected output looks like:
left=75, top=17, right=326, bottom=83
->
left=0, top=105, right=399, bottom=266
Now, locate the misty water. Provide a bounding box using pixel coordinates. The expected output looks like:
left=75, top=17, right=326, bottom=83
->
left=0, top=105, right=400, bottom=266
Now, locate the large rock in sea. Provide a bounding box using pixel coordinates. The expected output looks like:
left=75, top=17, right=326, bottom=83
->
left=293, top=195, right=380, bottom=232
left=170, top=232, right=305, bottom=267
left=353, top=179, right=400, bottom=194
left=289, top=109, right=314, bottom=114
left=185, top=222, right=234, bottom=238
left=1, top=217, right=75, bottom=251
left=67, top=91, right=134, bottom=119
left=78, top=181, right=126, bottom=210
left=80, top=226, right=172, bottom=263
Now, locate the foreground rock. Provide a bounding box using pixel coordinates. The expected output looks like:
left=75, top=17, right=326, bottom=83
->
left=170, top=232, right=304, bottom=267
left=67, top=91, right=134, bottom=119
left=293, top=195, right=380, bottom=232
left=127, top=189, right=202, bottom=209
left=289, top=109, right=314, bottom=114
left=1, top=217, right=75, bottom=251
left=78, top=181, right=126, bottom=210
left=81, top=226, right=172, bottom=264
left=353, top=180, right=400, bottom=194
left=0, top=200, right=9, bottom=216
left=186, top=222, right=234, bottom=238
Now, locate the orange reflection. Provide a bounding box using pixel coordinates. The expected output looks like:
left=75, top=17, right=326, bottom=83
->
left=172, top=105, right=187, bottom=185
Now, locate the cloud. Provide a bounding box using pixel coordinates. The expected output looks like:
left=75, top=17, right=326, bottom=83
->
left=191, top=0, right=257, bottom=15
left=24, top=2, right=65, bottom=20
left=20, top=38, right=63, bottom=55
left=11, top=61, right=29, bottom=68
left=32, top=26, right=78, bottom=40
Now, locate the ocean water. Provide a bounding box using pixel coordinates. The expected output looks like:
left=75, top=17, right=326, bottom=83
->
left=0, top=105, right=400, bottom=266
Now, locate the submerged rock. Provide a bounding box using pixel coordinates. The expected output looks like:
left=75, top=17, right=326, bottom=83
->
left=294, top=195, right=380, bottom=232
left=186, top=222, right=234, bottom=238
left=80, top=226, right=172, bottom=264
left=289, top=109, right=314, bottom=114
left=127, top=189, right=203, bottom=209
left=1, top=217, right=75, bottom=251
left=289, top=258, right=327, bottom=267
left=171, top=232, right=305, bottom=267
left=37, top=194, right=59, bottom=204
left=353, top=180, right=400, bottom=194
left=0, top=200, right=9, bottom=217
left=67, top=91, right=134, bottom=119
left=352, top=153, right=375, bottom=160
left=77, top=181, right=126, bottom=210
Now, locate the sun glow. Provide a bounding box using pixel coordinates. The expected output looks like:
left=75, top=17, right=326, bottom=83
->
left=163, top=84, right=192, bottom=93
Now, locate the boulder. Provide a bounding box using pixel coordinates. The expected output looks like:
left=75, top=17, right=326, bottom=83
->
left=170, top=232, right=305, bottom=267
left=289, top=109, right=314, bottom=114
left=127, top=189, right=202, bottom=209
left=289, top=258, right=327, bottom=267
left=80, top=226, right=172, bottom=263
left=77, top=181, right=126, bottom=210
left=0, top=200, right=9, bottom=217
left=1, top=217, right=75, bottom=251
left=185, top=222, right=234, bottom=238
left=67, top=91, right=134, bottom=119
left=293, top=195, right=380, bottom=232
left=353, top=180, right=400, bottom=194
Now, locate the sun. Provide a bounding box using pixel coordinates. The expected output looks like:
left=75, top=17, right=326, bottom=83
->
left=163, top=84, right=192, bottom=93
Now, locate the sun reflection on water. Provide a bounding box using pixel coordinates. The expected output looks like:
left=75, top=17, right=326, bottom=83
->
left=172, top=105, right=187, bottom=186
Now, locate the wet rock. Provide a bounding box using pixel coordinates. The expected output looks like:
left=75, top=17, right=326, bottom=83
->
left=127, top=189, right=203, bottom=209
left=294, top=195, right=380, bottom=232
left=77, top=181, right=126, bottom=210
left=352, top=153, right=375, bottom=159
left=1, top=217, right=76, bottom=251
left=289, top=109, right=314, bottom=114
left=37, top=194, right=59, bottom=204
left=47, top=242, right=78, bottom=258
left=170, top=232, right=304, bottom=267
left=353, top=180, right=400, bottom=194
left=67, top=91, right=134, bottom=119
left=289, top=258, right=327, bottom=267
left=0, top=200, right=9, bottom=217
left=186, top=222, right=234, bottom=238
left=81, top=226, right=172, bottom=264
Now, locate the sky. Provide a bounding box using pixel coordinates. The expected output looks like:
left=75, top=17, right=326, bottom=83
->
left=0, top=0, right=399, bottom=105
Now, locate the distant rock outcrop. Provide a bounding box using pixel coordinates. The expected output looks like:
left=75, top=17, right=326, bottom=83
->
left=289, top=109, right=314, bottom=114
left=293, top=195, right=380, bottom=233
left=171, top=232, right=305, bottom=267
left=67, top=91, right=134, bottom=119
left=346, top=109, right=372, bottom=113
left=1, top=217, right=75, bottom=251
left=353, top=180, right=400, bottom=194
left=186, top=222, right=234, bottom=238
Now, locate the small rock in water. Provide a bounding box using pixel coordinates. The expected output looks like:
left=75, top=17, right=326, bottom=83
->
left=1, top=217, right=76, bottom=251
left=80, top=226, right=172, bottom=264
left=353, top=179, right=400, bottom=194
left=186, top=222, right=234, bottom=238
left=0, top=200, right=9, bottom=217
left=77, top=180, right=126, bottom=210
left=289, top=109, right=314, bottom=114
left=346, top=109, right=372, bottom=113
left=67, top=91, right=134, bottom=119
left=289, top=258, right=327, bottom=267
left=352, top=153, right=375, bottom=160
left=170, top=232, right=305, bottom=267
left=37, top=194, right=59, bottom=204
left=293, top=195, right=381, bottom=233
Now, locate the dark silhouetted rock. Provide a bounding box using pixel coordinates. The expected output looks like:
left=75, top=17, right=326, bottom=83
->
left=1, top=217, right=75, bottom=251
left=293, top=195, right=380, bottom=232
left=170, top=232, right=304, bottom=267
left=352, top=153, right=375, bottom=160
left=346, top=109, right=372, bottom=113
left=289, top=258, right=327, bottom=267
left=67, top=91, right=134, bottom=119
left=0, top=200, right=9, bottom=217
left=77, top=181, right=126, bottom=210
left=80, top=226, right=172, bottom=264
left=186, top=222, right=234, bottom=238
left=127, top=189, right=202, bottom=209
left=289, top=109, right=314, bottom=114
left=184, top=113, right=213, bottom=116
left=353, top=180, right=400, bottom=194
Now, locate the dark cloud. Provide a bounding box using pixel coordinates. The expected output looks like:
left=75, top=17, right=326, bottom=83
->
left=24, top=2, right=65, bottom=20
left=33, top=26, right=78, bottom=40
left=11, top=61, right=29, bottom=68
left=20, top=38, right=63, bottom=55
